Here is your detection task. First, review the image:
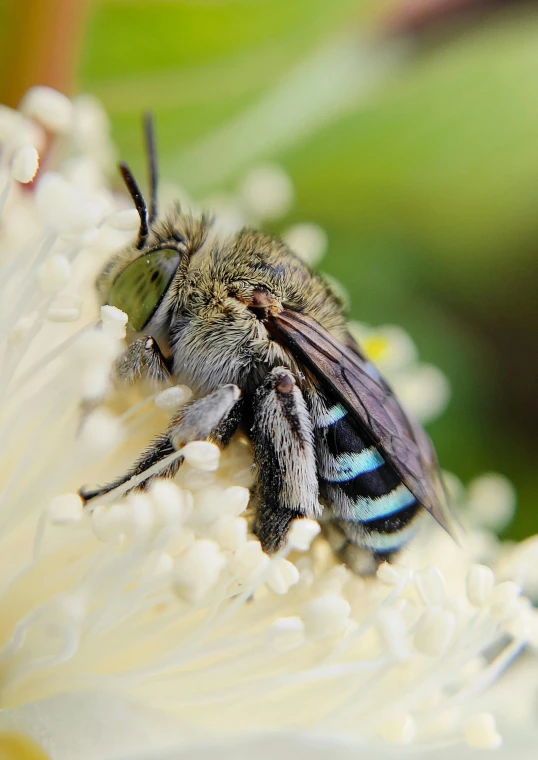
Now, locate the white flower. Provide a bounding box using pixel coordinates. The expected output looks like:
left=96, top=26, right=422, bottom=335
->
left=20, top=86, right=73, bottom=133
left=283, top=222, right=328, bottom=267
left=0, top=91, right=536, bottom=760
left=238, top=163, right=294, bottom=221
left=349, top=321, right=451, bottom=423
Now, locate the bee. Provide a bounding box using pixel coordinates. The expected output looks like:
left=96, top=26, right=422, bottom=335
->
left=80, top=116, right=455, bottom=571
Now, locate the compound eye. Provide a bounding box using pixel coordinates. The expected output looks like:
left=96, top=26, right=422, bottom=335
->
left=108, top=248, right=180, bottom=331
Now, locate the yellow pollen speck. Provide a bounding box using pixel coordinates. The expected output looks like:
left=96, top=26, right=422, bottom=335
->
left=0, top=733, right=50, bottom=760
left=363, top=335, right=390, bottom=362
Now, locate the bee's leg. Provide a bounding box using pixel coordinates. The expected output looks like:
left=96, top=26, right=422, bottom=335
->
left=115, top=336, right=172, bottom=384
left=250, top=367, right=321, bottom=553
left=321, top=523, right=385, bottom=576
left=80, top=384, right=242, bottom=503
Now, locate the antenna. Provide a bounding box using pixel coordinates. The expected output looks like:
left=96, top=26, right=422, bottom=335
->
left=143, top=112, right=158, bottom=225
left=118, top=161, right=149, bottom=249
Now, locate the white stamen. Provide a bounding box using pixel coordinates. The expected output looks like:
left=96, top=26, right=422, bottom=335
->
left=47, top=493, right=84, bottom=525
left=151, top=551, right=174, bottom=579
left=92, top=496, right=154, bottom=545
left=221, top=486, right=250, bottom=516
left=38, top=255, right=71, bottom=293
left=191, top=486, right=233, bottom=527
left=47, top=306, right=81, bottom=322
left=466, top=564, right=495, bottom=607
left=92, top=503, right=129, bottom=545
left=106, top=208, right=141, bottom=231
left=301, top=594, right=350, bottom=640
left=375, top=607, right=410, bottom=660
left=36, top=173, right=102, bottom=233
left=20, top=86, right=73, bottom=133
left=314, top=564, right=349, bottom=595
left=100, top=305, right=128, bottom=339
left=491, top=581, right=521, bottom=605
left=380, top=714, right=416, bottom=745
left=166, top=525, right=196, bottom=557
left=79, top=408, right=124, bottom=455
left=155, top=385, right=193, bottom=410
left=230, top=541, right=270, bottom=584
left=266, top=559, right=300, bottom=595
left=464, top=712, right=502, bottom=749
left=377, top=561, right=406, bottom=586
left=212, top=515, right=248, bottom=552
left=11, top=145, right=39, bottom=183
left=10, top=311, right=39, bottom=343
left=414, top=565, right=447, bottom=606
left=123, top=492, right=155, bottom=540
left=181, top=441, right=220, bottom=471
left=182, top=467, right=216, bottom=491
left=414, top=608, right=456, bottom=656
left=490, top=597, right=525, bottom=625
left=150, top=480, right=191, bottom=525
left=56, top=593, right=87, bottom=624
left=173, top=539, right=225, bottom=603
left=71, top=329, right=123, bottom=366
left=268, top=616, right=305, bottom=652
left=287, top=518, right=321, bottom=551
left=82, top=363, right=111, bottom=401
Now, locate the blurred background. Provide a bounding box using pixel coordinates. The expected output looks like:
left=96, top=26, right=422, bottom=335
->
left=0, top=0, right=537, bottom=539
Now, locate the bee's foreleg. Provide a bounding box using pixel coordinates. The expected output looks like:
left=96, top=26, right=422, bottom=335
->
left=115, top=336, right=172, bottom=384
left=250, top=368, right=321, bottom=553
left=80, top=384, right=242, bottom=504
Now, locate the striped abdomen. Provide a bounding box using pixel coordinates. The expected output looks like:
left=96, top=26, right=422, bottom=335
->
left=312, top=397, right=422, bottom=556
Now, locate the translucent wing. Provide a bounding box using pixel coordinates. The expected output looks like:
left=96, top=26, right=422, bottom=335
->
left=270, top=310, right=457, bottom=538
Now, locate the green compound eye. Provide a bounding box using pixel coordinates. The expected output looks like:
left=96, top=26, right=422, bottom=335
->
left=108, top=248, right=180, bottom=331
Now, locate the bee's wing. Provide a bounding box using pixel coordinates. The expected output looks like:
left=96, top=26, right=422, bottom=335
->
left=271, top=310, right=457, bottom=539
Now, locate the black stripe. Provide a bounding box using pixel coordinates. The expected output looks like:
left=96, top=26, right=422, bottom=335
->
left=325, top=414, right=368, bottom=455
left=336, top=462, right=402, bottom=501
left=314, top=397, right=420, bottom=536
left=362, top=502, right=420, bottom=534
left=318, top=414, right=402, bottom=500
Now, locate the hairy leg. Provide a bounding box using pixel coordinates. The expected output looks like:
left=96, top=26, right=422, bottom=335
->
left=250, top=368, right=320, bottom=553
left=115, top=336, right=172, bottom=384
left=80, top=384, right=242, bottom=503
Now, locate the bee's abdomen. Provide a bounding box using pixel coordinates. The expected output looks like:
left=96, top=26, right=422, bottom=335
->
left=314, top=402, right=421, bottom=554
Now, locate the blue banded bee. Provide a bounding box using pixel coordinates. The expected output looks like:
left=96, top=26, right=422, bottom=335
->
left=80, top=116, right=455, bottom=571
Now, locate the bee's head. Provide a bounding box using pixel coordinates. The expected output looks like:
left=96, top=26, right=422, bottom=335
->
left=96, top=114, right=189, bottom=333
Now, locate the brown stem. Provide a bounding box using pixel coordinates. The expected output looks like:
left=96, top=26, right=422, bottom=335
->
left=0, top=0, right=89, bottom=108
left=381, top=0, right=534, bottom=37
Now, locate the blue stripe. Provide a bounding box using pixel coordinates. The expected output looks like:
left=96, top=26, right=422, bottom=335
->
left=320, top=447, right=385, bottom=482
left=317, top=403, right=347, bottom=428
left=352, top=483, right=416, bottom=522
left=359, top=521, right=419, bottom=553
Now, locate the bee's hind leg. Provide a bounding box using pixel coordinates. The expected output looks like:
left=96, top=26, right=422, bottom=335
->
left=250, top=367, right=321, bottom=553
left=320, top=523, right=386, bottom=576
left=80, top=384, right=243, bottom=504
